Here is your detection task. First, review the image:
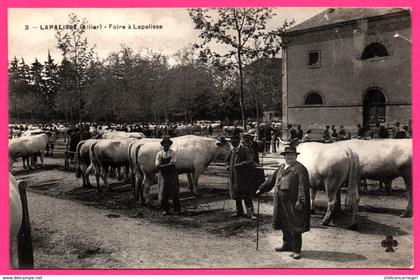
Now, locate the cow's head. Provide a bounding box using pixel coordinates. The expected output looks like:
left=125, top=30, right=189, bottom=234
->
left=215, top=135, right=227, bottom=145
left=277, top=138, right=302, bottom=155
left=215, top=135, right=230, bottom=159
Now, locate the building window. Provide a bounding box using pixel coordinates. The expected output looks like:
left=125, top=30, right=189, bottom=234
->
left=304, top=92, right=324, bottom=105
left=308, top=51, right=320, bottom=68
left=361, top=43, right=389, bottom=60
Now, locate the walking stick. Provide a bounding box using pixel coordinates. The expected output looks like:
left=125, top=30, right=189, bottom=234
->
left=222, top=175, right=228, bottom=210
left=256, top=195, right=260, bottom=251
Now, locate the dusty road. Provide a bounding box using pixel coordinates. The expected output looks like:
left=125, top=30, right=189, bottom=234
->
left=13, top=157, right=413, bottom=269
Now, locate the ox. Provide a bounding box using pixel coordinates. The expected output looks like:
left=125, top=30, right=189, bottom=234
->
left=280, top=141, right=361, bottom=227
left=56, top=126, right=69, bottom=136
left=88, top=139, right=136, bottom=191
left=136, top=135, right=230, bottom=206
left=9, top=174, right=34, bottom=268
left=75, top=139, right=99, bottom=188
left=21, top=129, right=44, bottom=137
left=101, top=131, right=146, bottom=140
left=128, top=138, right=161, bottom=201
left=333, top=139, right=412, bottom=217
left=11, top=128, right=22, bottom=138
left=9, top=133, right=52, bottom=171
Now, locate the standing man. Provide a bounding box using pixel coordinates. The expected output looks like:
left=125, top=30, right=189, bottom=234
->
left=296, top=125, right=303, bottom=140
left=357, top=124, right=366, bottom=139
left=242, top=133, right=265, bottom=195
left=322, top=125, right=331, bottom=142
left=265, top=125, right=272, bottom=153
left=288, top=124, right=297, bottom=141
left=302, top=129, right=312, bottom=142
left=393, top=122, right=401, bottom=139
left=156, top=136, right=181, bottom=215
left=208, top=125, right=213, bottom=137
left=225, top=135, right=258, bottom=220
left=256, top=146, right=311, bottom=260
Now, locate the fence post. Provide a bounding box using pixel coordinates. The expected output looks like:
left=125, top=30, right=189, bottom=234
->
left=64, top=151, right=69, bottom=171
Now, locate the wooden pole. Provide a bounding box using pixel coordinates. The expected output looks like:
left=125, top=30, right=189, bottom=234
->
left=256, top=196, right=260, bottom=251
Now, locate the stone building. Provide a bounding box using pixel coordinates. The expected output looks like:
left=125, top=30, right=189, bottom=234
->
left=282, top=8, right=411, bottom=131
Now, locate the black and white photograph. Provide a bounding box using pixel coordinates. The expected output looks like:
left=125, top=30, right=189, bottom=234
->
left=8, top=7, right=412, bottom=269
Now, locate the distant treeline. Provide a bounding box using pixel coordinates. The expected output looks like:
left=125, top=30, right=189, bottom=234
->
left=9, top=47, right=281, bottom=124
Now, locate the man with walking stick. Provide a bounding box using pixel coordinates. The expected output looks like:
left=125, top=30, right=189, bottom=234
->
left=255, top=146, right=311, bottom=259
left=225, top=135, right=258, bottom=220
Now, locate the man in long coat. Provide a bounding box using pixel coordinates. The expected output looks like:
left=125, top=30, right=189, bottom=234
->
left=225, top=135, right=258, bottom=220
left=256, top=146, right=311, bottom=260
left=242, top=133, right=265, bottom=194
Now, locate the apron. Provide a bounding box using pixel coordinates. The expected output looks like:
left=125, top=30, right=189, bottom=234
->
left=158, top=156, right=180, bottom=202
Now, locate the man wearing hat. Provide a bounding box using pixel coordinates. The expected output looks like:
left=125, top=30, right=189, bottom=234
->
left=225, top=135, right=258, bottom=220
left=155, top=136, right=181, bottom=215
left=256, top=146, right=311, bottom=260
left=242, top=132, right=265, bottom=196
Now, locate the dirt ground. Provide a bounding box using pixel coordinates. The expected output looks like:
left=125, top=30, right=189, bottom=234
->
left=12, top=156, right=413, bottom=269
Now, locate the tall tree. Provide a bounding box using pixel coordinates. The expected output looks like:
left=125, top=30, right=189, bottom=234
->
left=29, top=58, right=47, bottom=119
left=8, top=57, right=21, bottom=121
left=189, top=8, right=279, bottom=129
left=55, top=13, right=96, bottom=125
left=55, top=57, right=78, bottom=121
left=42, top=50, right=59, bottom=119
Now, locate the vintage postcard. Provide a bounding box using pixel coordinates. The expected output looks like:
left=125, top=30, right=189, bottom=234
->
left=5, top=5, right=414, bottom=273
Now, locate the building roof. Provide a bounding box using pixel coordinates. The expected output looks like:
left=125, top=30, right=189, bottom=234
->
left=287, top=8, right=409, bottom=34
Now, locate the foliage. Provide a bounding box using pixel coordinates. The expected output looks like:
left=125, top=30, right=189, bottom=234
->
left=189, top=8, right=293, bottom=128
left=9, top=11, right=291, bottom=124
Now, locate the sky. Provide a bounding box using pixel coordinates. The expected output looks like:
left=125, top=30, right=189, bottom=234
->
left=8, top=8, right=325, bottom=65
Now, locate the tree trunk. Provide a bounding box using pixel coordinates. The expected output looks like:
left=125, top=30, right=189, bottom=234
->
left=256, top=98, right=260, bottom=140
left=184, top=106, right=187, bottom=125
left=237, top=48, right=246, bottom=131
left=78, top=79, right=82, bottom=131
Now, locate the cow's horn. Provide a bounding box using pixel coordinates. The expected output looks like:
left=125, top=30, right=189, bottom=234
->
left=279, top=139, right=291, bottom=145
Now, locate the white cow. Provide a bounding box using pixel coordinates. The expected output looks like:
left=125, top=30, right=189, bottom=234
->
left=9, top=174, right=34, bottom=268
left=9, top=133, right=52, bottom=171
left=333, top=139, right=412, bottom=217
left=75, top=139, right=99, bottom=188
left=21, top=129, right=44, bottom=137
left=101, top=131, right=145, bottom=140
left=88, top=139, right=137, bottom=191
left=279, top=141, right=361, bottom=227
left=128, top=138, right=161, bottom=200
left=136, top=135, right=230, bottom=206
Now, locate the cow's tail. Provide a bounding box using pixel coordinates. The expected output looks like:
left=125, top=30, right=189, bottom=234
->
left=344, top=148, right=361, bottom=228
left=75, top=140, right=85, bottom=178
left=87, top=142, right=98, bottom=175
left=134, top=144, right=142, bottom=173
left=128, top=142, right=136, bottom=175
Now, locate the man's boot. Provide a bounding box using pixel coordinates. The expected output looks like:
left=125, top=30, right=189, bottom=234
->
left=246, top=208, right=258, bottom=220
left=245, top=199, right=257, bottom=220
left=275, top=244, right=293, bottom=252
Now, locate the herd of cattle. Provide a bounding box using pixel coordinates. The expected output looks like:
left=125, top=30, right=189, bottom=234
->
left=8, top=127, right=412, bottom=267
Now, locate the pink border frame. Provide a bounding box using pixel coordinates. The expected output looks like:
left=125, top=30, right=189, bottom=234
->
left=0, top=0, right=417, bottom=275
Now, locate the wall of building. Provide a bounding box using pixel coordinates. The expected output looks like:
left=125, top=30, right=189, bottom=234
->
left=289, top=106, right=361, bottom=128
left=286, top=12, right=412, bottom=129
